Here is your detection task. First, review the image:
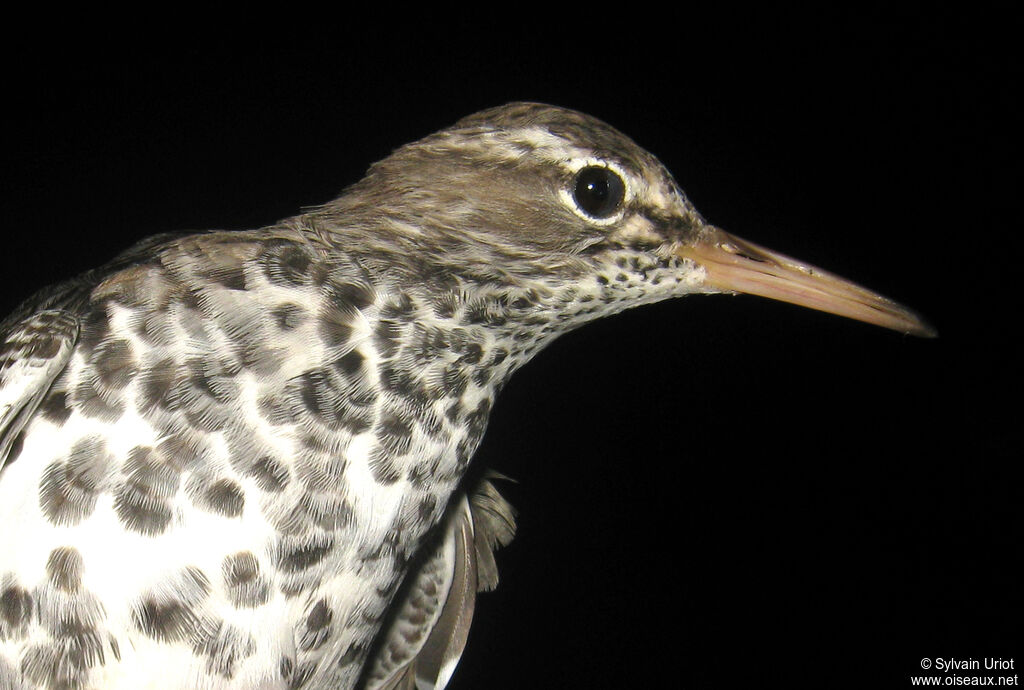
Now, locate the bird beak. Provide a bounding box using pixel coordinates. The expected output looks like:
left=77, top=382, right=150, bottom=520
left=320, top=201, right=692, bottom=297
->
left=676, top=227, right=936, bottom=337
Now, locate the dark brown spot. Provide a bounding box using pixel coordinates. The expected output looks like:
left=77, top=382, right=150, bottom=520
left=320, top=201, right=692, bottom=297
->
left=139, top=359, right=178, bottom=412
left=154, top=433, right=209, bottom=473
left=223, top=552, right=258, bottom=587
left=433, top=294, right=458, bottom=319
left=247, top=455, right=290, bottom=492
left=325, top=281, right=374, bottom=312
left=207, top=264, right=247, bottom=291
left=131, top=567, right=210, bottom=643
left=464, top=397, right=492, bottom=445
left=318, top=311, right=353, bottom=348
left=261, top=244, right=313, bottom=287
left=46, top=547, right=84, bottom=592
left=39, top=390, right=72, bottom=425
left=377, top=414, right=412, bottom=456
left=196, top=478, right=245, bottom=518
left=258, top=395, right=299, bottom=426
left=112, top=447, right=179, bottom=535
left=490, top=348, right=509, bottom=366
left=0, top=583, right=33, bottom=631
left=290, top=368, right=375, bottom=432
left=72, top=378, right=125, bottom=421
left=78, top=309, right=111, bottom=353
left=368, top=448, right=400, bottom=485
left=113, top=482, right=174, bottom=536
left=272, top=303, right=306, bottom=330
left=133, top=598, right=201, bottom=643
left=222, top=551, right=271, bottom=609
left=298, top=492, right=353, bottom=531
left=373, top=320, right=402, bottom=357
left=276, top=534, right=333, bottom=573
left=441, top=364, right=469, bottom=398
left=333, top=350, right=364, bottom=377
left=38, top=437, right=113, bottom=527
left=298, top=599, right=332, bottom=651
left=417, top=496, right=437, bottom=522
left=93, top=338, right=138, bottom=389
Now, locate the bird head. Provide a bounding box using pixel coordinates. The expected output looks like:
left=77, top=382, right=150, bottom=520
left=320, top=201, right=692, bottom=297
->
left=316, top=102, right=934, bottom=338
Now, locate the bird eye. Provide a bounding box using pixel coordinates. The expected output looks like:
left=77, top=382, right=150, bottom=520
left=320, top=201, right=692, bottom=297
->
left=572, top=166, right=625, bottom=219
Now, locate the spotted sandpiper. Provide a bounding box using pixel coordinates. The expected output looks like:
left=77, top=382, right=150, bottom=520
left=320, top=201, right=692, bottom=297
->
left=0, top=102, right=932, bottom=690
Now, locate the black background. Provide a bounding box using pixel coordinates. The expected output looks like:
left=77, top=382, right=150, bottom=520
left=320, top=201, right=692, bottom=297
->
left=2, top=8, right=1018, bottom=689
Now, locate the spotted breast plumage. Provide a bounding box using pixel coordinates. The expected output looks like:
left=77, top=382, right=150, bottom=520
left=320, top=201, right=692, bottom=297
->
left=0, top=103, right=933, bottom=690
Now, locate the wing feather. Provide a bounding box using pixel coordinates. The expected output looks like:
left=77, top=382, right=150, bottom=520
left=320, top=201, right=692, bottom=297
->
left=0, top=309, right=78, bottom=471
left=363, top=475, right=517, bottom=690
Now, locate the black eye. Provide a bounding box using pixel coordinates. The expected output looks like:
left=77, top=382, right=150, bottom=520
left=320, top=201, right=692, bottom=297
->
left=572, top=166, right=625, bottom=219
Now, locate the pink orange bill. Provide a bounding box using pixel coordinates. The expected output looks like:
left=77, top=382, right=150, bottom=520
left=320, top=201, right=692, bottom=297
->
left=677, top=227, right=936, bottom=337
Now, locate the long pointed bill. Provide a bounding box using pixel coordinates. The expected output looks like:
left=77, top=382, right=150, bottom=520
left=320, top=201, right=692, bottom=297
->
left=676, top=227, right=936, bottom=337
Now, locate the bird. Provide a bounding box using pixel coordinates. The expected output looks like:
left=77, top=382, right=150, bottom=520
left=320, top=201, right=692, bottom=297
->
left=0, top=102, right=933, bottom=690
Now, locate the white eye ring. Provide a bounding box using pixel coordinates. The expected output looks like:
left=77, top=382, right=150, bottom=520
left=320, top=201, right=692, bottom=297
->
left=572, top=166, right=626, bottom=219
left=559, top=158, right=632, bottom=224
